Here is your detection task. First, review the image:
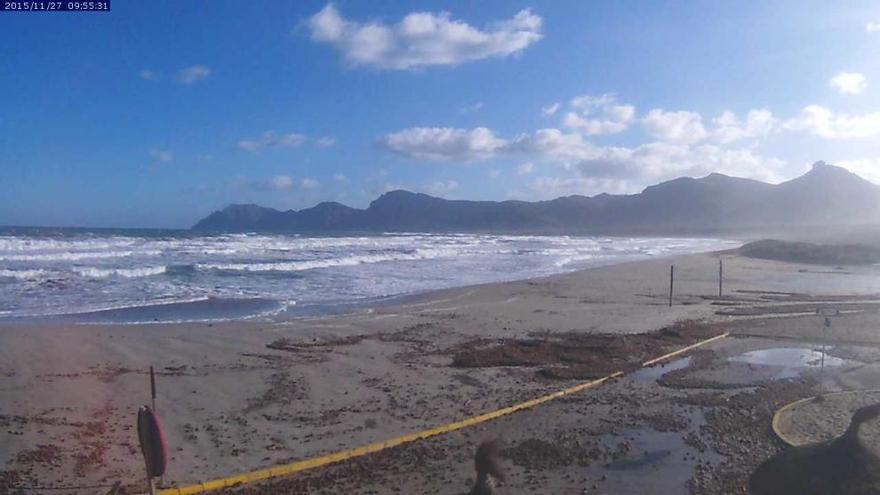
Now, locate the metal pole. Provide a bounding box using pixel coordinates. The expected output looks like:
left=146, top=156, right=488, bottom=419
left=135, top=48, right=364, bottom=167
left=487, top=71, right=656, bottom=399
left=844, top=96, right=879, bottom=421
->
left=718, top=258, right=723, bottom=298
left=669, top=265, right=674, bottom=307
left=821, top=316, right=830, bottom=394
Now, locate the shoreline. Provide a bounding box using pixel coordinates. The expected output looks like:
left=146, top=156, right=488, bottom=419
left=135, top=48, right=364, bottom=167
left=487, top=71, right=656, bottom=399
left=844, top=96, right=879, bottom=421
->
left=34, top=249, right=737, bottom=327
left=0, top=238, right=736, bottom=325
left=4, top=251, right=880, bottom=493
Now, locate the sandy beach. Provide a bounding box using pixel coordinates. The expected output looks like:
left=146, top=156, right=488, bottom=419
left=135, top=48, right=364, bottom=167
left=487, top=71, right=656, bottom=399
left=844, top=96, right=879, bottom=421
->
left=4, top=251, right=880, bottom=494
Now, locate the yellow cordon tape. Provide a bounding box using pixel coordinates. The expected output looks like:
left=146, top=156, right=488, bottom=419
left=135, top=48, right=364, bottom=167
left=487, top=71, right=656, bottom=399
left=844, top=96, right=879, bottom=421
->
left=771, top=389, right=880, bottom=447
left=158, top=331, right=730, bottom=495
left=771, top=396, right=815, bottom=446
left=642, top=332, right=730, bottom=367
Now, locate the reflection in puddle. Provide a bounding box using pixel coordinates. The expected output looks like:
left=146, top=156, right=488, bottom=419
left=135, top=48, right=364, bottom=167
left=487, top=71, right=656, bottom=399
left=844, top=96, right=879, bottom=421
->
left=606, top=449, right=672, bottom=470
left=589, top=419, right=724, bottom=493
left=632, top=357, right=692, bottom=382
left=729, top=347, right=845, bottom=379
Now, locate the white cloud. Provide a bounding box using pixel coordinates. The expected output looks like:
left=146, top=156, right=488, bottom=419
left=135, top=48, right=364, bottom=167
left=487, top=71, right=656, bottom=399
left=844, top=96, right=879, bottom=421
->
left=458, top=102, right=485, bottom=114
left=333, top=172, right=348, bottom=182
left=834, top=159, right=880, bottom=184
left=316, top=136, right=337, bottom=147
left=301, top=178, right=320, bottom=189
left=425, top=180, right=458, bottom=196
left=380, top=123, right=785, bottom=189
left=176, top=65, right=211, bottom=85
left=139, top=69, right=157, bottom=81
left=380, top=127, right=506, bottom=161
left=563, top=109, right=633, bottom=136
left=712, top=109, right=778, bottom=143
left=785, top=105, right=880, bottom=139
left=867, top=22, right=880, bottom=32
left=829, top=72, right=867, bottom=95
left=562, top=94, right=635, bottom=135
left=269, top=175, right=295, bottom=190
left=517, top=162, right=535, bottom=175
left=308, top=4, right=542, bottom=70
left=510, top=129, right=783, bottom=184
left=642, top=109, right=708, bottom=144
left=237, top=175, right=319, bottom=191
left=541, top=102, right=560, bottom=116
left=513, top=176, right=631, bottom=199
left=569, top=94, right=615, bottom=111
left=505, top=128, right=610, bottom=168
left=488, top=169, right=502, bottom=178
left=238, top=131, right=307, bottom=151
left=149, top=149, right=173, bottom=163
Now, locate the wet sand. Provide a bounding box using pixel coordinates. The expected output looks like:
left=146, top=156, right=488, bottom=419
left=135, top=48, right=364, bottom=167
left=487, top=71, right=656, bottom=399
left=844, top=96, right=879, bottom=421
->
left=3, top=252, right=880, bottom=494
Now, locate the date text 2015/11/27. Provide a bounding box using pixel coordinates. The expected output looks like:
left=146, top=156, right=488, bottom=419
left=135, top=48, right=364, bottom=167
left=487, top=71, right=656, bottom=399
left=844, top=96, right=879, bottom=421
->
left=1, top=1, right=110, bottom=11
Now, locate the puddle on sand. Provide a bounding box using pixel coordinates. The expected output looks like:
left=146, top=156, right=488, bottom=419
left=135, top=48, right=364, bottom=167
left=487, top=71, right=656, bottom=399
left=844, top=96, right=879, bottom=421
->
left=729, top=347, right=845, bottom=379
left=632, top=356, right=692, bottom=382
left=587, top=417, right=723, bottom=493
left=606, top=449, right=672, bottom=470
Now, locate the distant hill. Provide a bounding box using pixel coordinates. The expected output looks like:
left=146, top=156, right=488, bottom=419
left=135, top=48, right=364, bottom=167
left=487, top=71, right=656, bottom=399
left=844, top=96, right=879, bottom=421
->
left=192, top=161, right=880, bottom=235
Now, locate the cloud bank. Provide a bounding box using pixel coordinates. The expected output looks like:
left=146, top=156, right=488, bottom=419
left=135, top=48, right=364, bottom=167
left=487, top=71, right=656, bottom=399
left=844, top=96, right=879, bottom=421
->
left=308, top=4, right=542, bottom=70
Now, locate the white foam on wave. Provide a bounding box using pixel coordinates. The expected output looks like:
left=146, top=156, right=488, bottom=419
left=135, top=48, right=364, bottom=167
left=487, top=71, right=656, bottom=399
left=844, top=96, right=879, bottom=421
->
left=0, top=237, right=139, bottom=252
left=0, top=268, right=51, bottom=280
left=0, top=250, right=161, bottom=262
left=73, top=266, right=167, bottom=278
left=198, top=247, right=461, bottom=273
left=0, top=231, right=742, bottom=321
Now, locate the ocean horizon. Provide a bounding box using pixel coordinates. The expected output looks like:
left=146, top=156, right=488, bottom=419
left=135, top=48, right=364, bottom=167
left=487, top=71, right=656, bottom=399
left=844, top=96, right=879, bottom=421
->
left=0, top=227, right=737, bottom=324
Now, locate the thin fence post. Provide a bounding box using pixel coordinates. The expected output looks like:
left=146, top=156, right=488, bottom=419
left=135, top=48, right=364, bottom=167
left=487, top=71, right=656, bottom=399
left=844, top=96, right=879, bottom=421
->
left=150, top=366, right=156, bottom=412
left=718, top=258, right=723, bottom=298
left=669, top=265, right=674, bottom=307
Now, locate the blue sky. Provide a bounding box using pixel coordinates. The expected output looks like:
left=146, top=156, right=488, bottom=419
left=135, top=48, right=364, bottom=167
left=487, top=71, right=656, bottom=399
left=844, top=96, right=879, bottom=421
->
left=2, top=1, right=880, bottom=228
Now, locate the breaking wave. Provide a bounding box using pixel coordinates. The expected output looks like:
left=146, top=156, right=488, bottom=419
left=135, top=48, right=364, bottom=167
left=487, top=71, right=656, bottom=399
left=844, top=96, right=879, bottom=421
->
left=72, top=266, right=168, bottom=278
left=0, top=229, right=738, bottom=321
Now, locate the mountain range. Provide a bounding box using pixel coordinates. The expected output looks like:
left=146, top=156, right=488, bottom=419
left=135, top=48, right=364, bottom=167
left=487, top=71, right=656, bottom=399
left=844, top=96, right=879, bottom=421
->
left=192, top=161, right=880, bottom=235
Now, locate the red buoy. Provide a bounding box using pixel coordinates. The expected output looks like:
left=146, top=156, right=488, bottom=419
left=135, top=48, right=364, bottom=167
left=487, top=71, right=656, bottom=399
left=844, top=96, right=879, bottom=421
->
left=137, top=405, right=168, bottom=478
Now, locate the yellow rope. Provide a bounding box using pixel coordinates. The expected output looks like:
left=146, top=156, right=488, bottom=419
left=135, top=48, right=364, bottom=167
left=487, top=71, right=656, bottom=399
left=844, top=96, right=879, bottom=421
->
left=771, top=389, right=880, bottom=446
left=159, top=332, right=730, bottom=494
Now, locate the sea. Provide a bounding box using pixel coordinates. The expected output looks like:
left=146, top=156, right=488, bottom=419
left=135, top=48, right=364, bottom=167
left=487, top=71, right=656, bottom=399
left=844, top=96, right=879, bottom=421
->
left=0, top=227, right=739, bottom=324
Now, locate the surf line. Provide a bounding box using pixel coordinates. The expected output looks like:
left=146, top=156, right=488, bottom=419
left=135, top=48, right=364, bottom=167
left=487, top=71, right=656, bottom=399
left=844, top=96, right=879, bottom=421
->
left=159, top=331, right=730, bottom=495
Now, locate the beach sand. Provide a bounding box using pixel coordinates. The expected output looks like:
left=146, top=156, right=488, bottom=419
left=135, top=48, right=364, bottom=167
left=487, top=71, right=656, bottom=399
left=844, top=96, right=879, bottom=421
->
left=4, top=252, right=880, bottom=494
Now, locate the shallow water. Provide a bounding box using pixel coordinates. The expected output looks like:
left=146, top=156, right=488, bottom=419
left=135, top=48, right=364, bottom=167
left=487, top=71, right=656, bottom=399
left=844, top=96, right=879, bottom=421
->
left=590, top=416, right=723, bottom=493
left=632, top=357, right=693, bottom=382
left=729, top=347, right=845, bottom=379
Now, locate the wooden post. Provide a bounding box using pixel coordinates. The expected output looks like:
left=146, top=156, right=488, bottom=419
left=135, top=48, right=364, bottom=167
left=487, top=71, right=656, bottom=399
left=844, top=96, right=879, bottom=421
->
left=718, top=258, right=723, bottom=298
left=149, top=366, right=156, bottom=412
left=149, top=365, right=160, bottom=488
left=669, top=265, right=674, bottom=307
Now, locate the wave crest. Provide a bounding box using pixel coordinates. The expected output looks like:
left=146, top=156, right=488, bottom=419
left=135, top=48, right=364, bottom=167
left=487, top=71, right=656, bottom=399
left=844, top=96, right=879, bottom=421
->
left=73, top=266, right=167, bottom=278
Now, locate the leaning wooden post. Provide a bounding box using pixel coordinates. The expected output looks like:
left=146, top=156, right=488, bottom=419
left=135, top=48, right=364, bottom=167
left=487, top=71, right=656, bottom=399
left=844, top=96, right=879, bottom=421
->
left=669, top=265, right=674, bottom=307
left=137, top=406, right=167, bottom=495
left=718, top=258, right=723, bottom=298
left=148, top=365, right=163, bottom=488
left=149, top=366, right=156, bottom=412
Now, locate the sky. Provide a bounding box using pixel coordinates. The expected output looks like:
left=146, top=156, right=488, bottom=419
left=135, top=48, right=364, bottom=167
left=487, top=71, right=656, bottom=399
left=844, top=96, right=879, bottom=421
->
left=3, top=1, right=880, bottom=228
